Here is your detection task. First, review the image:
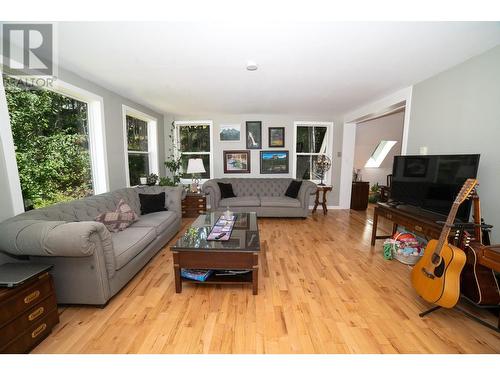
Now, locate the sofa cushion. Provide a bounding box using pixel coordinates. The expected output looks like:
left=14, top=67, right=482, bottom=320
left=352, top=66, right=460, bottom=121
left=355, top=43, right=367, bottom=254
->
left=218, top=182, right=236, bottom=199
left=220, top=197, right=261, bottom=207
left=139, top=192, right=167, bottom=215
left=131, top=211, right=178, bottom=236
left=285, top=180, right=303, bottom=199
left=260, top=196, right=301, bottom=208
left=111, top=227, right=156, bottom=270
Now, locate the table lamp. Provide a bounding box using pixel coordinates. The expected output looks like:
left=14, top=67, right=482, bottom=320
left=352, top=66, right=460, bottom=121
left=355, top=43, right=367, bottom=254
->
left=186, top=158, right=206, bottom=193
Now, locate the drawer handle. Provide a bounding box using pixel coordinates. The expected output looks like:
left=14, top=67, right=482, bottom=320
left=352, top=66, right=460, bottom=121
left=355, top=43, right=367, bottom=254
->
left=198, top=199, right=204, bottom=202
left=415, top=225, right=423, bottom=232
left=198, top=204, right=205, bottom=208
left=28, top=307, right=45, bottom=321
left=24, top=290, right=40, bottom=304
left=31, top=323, right=47, bottom=338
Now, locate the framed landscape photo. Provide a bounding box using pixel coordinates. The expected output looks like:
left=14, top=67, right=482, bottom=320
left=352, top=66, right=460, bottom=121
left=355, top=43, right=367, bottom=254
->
left=268, top=127, right=285, bottom=147
left=219, top=124, right=241, bottom=141
left=246, top=121, right=262, bottom=149
left=223, top=150, right=251, bottom=173
left=260, top=150, right=289, bottom=174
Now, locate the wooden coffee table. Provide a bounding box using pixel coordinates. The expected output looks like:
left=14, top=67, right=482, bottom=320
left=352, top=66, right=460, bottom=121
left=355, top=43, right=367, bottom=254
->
left=171, top=212, right=260, bottom=295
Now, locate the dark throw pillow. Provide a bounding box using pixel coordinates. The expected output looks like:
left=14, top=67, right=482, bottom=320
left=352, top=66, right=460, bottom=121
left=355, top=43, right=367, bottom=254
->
left=139, top=192, right=167, bottom=215
left=218, top=182, right=236, bottom=199
left=285, top=180, right=302, bottom=199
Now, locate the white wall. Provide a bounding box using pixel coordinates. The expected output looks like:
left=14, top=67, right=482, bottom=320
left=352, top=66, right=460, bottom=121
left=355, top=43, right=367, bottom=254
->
left=354, top=111, right=404, bottom=187
left=173, top=114, right=343, bottom=206
left=407, top=45, right=500, bottom=243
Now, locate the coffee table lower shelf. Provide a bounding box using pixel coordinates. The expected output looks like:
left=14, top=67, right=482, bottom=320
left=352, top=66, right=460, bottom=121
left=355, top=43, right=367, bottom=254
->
left=181, top=272, right=252, bottom=285
left=172, top=250, right=259, bottom=295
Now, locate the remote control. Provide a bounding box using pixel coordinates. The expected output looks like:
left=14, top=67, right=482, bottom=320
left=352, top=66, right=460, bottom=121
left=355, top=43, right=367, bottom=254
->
left=215, top=233, right=225, bottom=240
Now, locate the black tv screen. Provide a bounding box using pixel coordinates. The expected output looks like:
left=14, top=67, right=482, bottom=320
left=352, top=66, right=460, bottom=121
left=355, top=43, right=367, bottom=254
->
left=391, top=154, right=480, bottom=222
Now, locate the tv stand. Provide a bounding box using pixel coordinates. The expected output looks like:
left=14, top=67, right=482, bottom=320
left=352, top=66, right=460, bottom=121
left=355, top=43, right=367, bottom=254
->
left=371, top=202, right=446, bottom=246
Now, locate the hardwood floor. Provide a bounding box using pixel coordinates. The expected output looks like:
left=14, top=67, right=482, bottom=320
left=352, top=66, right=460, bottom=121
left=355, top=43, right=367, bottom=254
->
left=32, top=208, right=500, bottom=353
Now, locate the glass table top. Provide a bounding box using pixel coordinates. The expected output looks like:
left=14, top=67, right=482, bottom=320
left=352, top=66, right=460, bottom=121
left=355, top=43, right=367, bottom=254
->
left=171, top=211, right=260, bottom=252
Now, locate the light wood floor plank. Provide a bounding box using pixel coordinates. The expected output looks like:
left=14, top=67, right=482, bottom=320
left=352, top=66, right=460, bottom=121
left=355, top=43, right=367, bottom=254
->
left=31, top=207, right=500, bottom=353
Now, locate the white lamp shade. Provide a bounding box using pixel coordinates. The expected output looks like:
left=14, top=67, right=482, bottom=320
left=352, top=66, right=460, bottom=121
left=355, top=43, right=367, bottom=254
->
left=186, top=158, right=206, bottom=174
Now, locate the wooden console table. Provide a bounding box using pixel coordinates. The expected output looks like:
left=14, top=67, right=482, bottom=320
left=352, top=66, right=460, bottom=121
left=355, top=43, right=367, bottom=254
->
left=371, top=202, right=446, bottom=246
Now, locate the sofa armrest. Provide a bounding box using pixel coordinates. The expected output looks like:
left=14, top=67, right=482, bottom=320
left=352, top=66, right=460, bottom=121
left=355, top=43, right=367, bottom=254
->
left=0, top=220, right=116, bottom=277
left=202, top=180, right=221, bottom=209
left=298, top=181, right=317, bottom=208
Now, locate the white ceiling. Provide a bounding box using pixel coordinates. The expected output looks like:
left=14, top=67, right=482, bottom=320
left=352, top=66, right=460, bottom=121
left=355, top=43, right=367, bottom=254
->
left=55, top=22, right=500, bottom=117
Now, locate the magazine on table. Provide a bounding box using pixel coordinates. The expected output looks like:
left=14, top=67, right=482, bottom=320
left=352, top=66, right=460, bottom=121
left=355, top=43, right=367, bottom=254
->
left=207, top=214, right=236, bottom=241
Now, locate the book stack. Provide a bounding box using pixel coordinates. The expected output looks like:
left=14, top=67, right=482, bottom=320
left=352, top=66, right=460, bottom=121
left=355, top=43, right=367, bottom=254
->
left=180, top=269, right=214, bottom=282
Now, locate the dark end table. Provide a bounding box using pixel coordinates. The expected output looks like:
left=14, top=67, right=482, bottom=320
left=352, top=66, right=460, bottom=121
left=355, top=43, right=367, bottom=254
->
left=312, top=185, right=333, bottom=215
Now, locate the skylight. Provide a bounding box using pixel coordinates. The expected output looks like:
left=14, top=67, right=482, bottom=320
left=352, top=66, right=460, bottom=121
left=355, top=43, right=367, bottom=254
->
left=364, top=140, right=397, bottom=168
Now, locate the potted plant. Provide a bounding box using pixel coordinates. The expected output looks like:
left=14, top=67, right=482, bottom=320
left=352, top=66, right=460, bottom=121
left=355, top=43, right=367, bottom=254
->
left=368, top=182, right=381, bottom=203
left=146, top=173, right=159, bottom=186
left=139, top=175, right=148, bottom=185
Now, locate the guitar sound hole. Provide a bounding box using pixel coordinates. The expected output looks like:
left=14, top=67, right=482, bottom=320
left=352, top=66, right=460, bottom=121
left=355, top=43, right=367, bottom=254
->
left=433, top=259, right=445, bottom=278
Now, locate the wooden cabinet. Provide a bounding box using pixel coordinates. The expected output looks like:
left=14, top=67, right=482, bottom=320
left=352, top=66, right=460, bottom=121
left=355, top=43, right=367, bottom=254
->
left=0, top=271, right=59, bottom=353
left=182, top=193, right=207, bottom=218
left=350, top=181, right=370, bottom=210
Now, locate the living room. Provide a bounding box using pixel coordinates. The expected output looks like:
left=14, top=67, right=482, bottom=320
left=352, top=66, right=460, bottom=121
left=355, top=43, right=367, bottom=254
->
left=1, top=1, right=500, bottom=372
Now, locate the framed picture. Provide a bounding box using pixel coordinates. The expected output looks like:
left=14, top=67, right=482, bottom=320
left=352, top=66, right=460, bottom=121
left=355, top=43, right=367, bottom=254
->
left=268, top=127, right=285, bottom=147
left=223, top=150, right=251, bottom=173
left=246, top=121, right=262, bottom=149
left=260, top=150, right=289, bottom=174
left=219, top=124, right=240, bottom=141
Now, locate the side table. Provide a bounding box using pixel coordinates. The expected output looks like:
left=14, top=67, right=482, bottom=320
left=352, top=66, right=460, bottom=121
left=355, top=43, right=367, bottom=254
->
left=312, top=185, right=333, bottom=215
left=182, top=192, right=207, bottom=218
left=0, top=263, right=59, bottom=353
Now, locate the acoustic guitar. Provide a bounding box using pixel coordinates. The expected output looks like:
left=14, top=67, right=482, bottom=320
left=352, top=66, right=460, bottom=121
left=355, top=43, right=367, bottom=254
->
left=460, top=191, right=500, bottom=305
left=411, top=179, right=477, bottom=308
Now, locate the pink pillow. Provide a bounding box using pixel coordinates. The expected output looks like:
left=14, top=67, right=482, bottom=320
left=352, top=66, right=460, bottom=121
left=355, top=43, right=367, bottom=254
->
left=95, top=199, right=138, bottom=233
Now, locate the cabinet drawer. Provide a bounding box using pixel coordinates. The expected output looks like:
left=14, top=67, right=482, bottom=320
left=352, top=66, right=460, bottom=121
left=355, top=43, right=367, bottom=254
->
left=0, top=293, right=57, bottom=348
left=0, top=274, right=53, bottom=327
left=0, top=308, right=59, bottom=354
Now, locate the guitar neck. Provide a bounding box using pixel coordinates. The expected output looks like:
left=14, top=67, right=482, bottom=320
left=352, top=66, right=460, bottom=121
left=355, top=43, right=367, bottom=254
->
left=432, top=178, right=478, bottom=258
left=472, top=194, right=483, bottom=243
left=434, top=203, right=460, bottom=257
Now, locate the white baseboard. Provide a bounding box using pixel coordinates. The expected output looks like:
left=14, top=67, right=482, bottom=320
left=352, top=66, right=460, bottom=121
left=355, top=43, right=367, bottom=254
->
left=308, top=205, right=342, bottom=209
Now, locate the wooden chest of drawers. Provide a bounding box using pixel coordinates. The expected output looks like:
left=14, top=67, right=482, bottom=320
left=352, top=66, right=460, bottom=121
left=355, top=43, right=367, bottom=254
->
left=0, top=271, right=59, bottom=353
left=182, top=193, right=207, bottom=218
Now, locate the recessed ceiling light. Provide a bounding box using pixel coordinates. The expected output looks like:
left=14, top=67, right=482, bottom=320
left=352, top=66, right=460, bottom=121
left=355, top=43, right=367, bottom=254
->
left=246, top=61, right=258, bottom=71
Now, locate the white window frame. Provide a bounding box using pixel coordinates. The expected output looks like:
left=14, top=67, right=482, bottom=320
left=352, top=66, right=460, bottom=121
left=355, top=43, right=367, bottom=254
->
left=293, top=121, right=334, bottom=184
left=122, top=105, right=159, bottom=187
left=1, top=76, right=110, bottom=217
left=50, top=80, right=109, bottom=195
left=173, top=120, right=214, bottom=184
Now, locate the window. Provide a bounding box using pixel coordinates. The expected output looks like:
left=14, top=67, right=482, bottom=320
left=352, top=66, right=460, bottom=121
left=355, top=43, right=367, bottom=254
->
left=3, top=76, right=96, bottom=209
left=174, top=121, right=213, bottom=181
left=123, top=106, right=158, bottom=186
left=294, top=122, right=333, bottom=182
left=365, top=140, right=397, bottom=168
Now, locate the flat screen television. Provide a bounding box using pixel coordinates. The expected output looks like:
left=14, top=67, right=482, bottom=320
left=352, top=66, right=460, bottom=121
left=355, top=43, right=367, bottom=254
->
left=390, top=154, right=480, bottom=222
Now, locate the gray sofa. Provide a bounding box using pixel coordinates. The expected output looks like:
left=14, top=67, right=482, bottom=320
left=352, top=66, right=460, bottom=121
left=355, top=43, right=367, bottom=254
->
left=0, top=186, right=183, bottom=306
left=202, top=178, right=317, bottom=217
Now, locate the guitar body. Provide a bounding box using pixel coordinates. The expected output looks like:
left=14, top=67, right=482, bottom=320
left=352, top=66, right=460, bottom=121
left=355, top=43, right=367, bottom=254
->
left=461, top=242, right=500, bottom=305
left=411, top=239, right=467, bottom=308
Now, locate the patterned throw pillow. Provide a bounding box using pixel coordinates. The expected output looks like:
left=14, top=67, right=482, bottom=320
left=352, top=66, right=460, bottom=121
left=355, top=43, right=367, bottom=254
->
left=95, top=199, right=138, bottom=233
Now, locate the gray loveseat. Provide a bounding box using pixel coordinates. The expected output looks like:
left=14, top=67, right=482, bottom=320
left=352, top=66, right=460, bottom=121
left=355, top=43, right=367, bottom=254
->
left=202, top=178, right=317, bottom=217
left=0, top=186, right=183, bottom=306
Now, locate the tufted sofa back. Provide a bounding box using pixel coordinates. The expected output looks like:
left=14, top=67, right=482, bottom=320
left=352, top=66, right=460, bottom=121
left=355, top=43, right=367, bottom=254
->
left=4, top=186, right=181, bottom=224
left=206, top=178, right=294, bottom=197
